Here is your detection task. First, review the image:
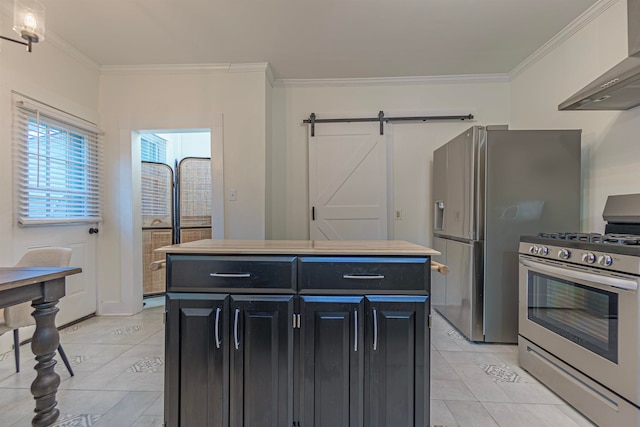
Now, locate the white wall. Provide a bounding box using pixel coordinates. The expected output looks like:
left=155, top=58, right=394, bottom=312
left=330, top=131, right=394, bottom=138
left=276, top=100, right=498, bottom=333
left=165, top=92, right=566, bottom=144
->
left=0, top=16, right=101, bottom=350
left=265, top=74, right=274, bottom=239
left=0, top=19, right=100, bottom=262
left=510, top=0, right=639, bottom=233
left=98, top=68, right=268, bottom=314
left=270, top=79, right=510, bottom=246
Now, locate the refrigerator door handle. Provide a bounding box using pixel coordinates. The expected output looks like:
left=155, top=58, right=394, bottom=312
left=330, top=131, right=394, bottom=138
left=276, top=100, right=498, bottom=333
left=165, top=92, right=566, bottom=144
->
left=473, top=127, right=487, bottom=241
left=469, top=127, right=477, bottom=239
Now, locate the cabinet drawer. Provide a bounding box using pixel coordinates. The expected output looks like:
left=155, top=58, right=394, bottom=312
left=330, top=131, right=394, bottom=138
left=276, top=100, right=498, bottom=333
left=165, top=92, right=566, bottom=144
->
left=299, top=256, right=428, bottom=292
left=167, top=255, right=296, bottom=291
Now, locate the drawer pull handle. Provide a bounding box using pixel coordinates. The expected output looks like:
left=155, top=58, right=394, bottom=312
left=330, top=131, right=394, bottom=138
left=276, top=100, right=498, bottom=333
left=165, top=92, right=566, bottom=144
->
left=343, top=274, right=385, bottom=280
left=354, top=309, right=358, bottom=352
left=234, top=308, right=240, bottom=350
left=211, top=273, right=251, bottom=278
left=215, top=307, right=222, bottom=349
left=373, top=308, right=378, bottom=351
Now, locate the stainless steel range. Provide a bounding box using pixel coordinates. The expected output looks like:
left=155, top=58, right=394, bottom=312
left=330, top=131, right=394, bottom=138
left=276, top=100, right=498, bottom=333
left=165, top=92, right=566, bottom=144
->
left=518, top=193, right=640, bottom=427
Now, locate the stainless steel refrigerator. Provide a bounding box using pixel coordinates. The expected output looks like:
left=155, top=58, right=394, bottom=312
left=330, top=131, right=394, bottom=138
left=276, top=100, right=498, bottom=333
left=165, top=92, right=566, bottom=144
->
left=431, top=125, right=581, bottom=343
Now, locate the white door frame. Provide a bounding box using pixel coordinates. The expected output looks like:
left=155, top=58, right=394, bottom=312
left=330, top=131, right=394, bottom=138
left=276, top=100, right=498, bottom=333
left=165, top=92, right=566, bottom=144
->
left=100, top=113, right=224, bottom=316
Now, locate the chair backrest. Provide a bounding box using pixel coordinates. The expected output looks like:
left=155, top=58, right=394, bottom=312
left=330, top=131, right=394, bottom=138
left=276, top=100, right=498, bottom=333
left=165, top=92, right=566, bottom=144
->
left=4, top=247, right=73, bottom=328
left=14, top=247, right=72, bottom=268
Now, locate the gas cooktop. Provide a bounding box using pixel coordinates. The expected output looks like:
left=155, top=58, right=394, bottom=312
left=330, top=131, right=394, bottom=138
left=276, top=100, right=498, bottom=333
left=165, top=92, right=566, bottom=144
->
left=521, top=233, right=640, bottom=257
left=520, top=233, right=640, bottom=275
left=520, top=194, right=640, bottom=274
left=537, top=232, right=640, bottom=246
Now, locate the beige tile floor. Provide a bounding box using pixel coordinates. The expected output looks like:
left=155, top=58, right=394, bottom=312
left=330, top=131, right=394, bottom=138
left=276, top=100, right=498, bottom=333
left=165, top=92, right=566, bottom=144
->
left=0, top=299, right=595, bottom=427
left=429, top=310, right=595, bottom=427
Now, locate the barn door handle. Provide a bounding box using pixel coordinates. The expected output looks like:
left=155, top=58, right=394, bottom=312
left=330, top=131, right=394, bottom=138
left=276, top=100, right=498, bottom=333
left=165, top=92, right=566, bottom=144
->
left=89, top=228, right=99, bottom=234
left=312, top=206, right=315, bottom=221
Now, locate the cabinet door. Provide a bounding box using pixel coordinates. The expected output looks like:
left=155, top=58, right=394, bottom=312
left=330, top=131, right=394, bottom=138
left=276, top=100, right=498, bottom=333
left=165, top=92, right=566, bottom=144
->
left=229, top=295, right=294, bottom=427
left=299, top=296, right=364, bottom=427
left=165, top=293, right=229, bottom=427
left=365, top=296, right=429, bottom=427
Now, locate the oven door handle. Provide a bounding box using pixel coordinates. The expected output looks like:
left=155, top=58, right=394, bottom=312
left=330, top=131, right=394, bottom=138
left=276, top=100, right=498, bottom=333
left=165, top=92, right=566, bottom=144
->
left=520, top=258, right=638, bottom=291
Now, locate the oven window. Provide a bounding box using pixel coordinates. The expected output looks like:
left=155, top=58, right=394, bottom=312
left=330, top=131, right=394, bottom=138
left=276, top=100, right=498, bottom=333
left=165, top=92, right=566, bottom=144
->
left=528, top=271, right=618, bottom=363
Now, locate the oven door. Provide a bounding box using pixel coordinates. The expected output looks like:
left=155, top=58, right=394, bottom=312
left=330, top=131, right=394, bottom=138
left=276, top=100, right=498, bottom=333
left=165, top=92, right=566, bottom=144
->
left=519, top=255, right=639, bottom=404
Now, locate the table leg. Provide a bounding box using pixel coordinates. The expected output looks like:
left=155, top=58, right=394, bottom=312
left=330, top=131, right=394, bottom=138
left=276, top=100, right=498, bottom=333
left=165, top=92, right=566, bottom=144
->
left=30, top=300, right=61, bottom=427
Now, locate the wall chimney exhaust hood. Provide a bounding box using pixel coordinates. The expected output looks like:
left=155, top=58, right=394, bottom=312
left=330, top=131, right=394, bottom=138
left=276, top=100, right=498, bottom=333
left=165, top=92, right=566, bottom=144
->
left=559, top=0, right=640, bottom=110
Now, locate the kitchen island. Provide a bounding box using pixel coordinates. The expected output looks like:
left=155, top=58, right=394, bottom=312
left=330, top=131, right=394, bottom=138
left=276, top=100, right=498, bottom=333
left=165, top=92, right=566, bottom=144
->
left=158, top=239, right=438, bottom=427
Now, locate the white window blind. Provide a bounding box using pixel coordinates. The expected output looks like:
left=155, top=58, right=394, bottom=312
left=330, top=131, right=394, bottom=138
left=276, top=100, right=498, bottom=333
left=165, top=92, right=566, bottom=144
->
left=13, top=98, right=104, bottom=225
left=141, top=134, right=167, bottom=163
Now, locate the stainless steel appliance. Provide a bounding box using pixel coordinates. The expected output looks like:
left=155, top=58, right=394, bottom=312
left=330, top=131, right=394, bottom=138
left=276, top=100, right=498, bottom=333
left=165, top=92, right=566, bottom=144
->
left=431, top=125, right=581, bottom=343
left=518, top=193, right=640, bottom=427
left=559, top=0, right=640, bottom=111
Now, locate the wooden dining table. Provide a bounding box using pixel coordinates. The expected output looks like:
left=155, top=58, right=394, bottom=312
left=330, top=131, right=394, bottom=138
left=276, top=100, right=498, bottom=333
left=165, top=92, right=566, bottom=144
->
left=0, top=266, right=81, bottom=427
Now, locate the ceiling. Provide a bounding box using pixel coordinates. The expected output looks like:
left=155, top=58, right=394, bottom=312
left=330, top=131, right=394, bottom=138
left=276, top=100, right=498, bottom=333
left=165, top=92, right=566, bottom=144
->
left=39, top=0, right=599, bottom=80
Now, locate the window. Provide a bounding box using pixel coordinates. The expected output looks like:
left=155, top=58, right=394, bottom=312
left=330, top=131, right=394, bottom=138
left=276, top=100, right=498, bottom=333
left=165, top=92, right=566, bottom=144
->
left=14, top=97, right=103, bottom=225
left=141, top=134, right=167, bottom=163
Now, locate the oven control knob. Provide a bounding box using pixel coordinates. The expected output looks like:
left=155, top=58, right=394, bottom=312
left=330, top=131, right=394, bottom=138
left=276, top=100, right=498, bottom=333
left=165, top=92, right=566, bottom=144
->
left=558, top=249, right=571, bottom=260
left=529, top=245, right=539, bottom=255
left=582, top=252, right=596, bottom=264
left=598, top=255, right=613, bottom=267
left=539, top=246, right=549, bottom=256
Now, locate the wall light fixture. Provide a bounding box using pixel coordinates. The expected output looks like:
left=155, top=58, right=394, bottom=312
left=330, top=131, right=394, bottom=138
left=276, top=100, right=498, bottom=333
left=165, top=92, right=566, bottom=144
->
left=0, top=0, right=45, bottom=52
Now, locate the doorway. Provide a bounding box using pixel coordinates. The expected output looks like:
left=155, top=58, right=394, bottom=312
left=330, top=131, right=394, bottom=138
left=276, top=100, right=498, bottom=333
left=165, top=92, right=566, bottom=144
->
left=137, top=130, right=213, bottom=297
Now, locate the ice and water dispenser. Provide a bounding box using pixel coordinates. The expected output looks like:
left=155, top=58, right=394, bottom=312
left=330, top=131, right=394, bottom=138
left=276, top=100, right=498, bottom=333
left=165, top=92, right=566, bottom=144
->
left=434, top=201, right=444, bottom=231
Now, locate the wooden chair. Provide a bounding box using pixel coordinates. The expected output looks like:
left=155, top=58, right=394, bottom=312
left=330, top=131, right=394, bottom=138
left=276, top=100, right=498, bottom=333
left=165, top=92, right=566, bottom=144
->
left=0, top=247, right=75, bottom=376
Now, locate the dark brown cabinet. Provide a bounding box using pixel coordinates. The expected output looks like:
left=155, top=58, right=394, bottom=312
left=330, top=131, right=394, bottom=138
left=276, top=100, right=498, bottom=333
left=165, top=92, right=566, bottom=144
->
left=364, top=296, right=429, bottom=427
left=299, top=296, right=365, bottom=427
left=229, top=295, right=294, bottom=427
left=297, top=295, right=429, bottom=427
left=164, top=251, right=431, bottom=427
left=164, top=293, right=229, bottom=427
left=165, top=293, right=294, bottom=427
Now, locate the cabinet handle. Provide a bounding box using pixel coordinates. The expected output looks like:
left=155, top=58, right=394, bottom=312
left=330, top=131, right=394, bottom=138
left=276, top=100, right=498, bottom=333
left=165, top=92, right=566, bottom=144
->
left=373, top=308, right=378, bottom=351
left=354, top=309, right=358, bottom=352
left=215, top=307, right=222, bottom=349
left=234, top=308, right=240, bottom=350
left=342, top=274, right=385, bottom=280
left=210, top=273, right=251, bottom=278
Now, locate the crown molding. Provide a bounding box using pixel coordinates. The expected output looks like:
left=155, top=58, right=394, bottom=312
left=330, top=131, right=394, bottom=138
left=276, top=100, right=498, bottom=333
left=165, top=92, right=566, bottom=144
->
left=510, top=0, right=620, bottom=79
left=228, top=62, right=270, bottom=73
left=101, top=62, right=270, bottom=76
left=275, top=73, right=509, bottom=88
left=264, top=64, right=275, bottom=87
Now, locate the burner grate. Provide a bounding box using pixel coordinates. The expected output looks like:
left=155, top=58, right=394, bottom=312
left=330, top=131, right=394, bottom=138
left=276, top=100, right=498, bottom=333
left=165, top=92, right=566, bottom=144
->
left=537, top=232, right=604, bottom=242
left=603, top=234, right=640, bottom=245
left=537, top=231, right=640, bottom=246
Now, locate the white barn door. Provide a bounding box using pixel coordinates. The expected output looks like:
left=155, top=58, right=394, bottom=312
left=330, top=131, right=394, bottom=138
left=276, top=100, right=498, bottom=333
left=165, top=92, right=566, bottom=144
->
left=309, top=122, right=389, bottom=240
